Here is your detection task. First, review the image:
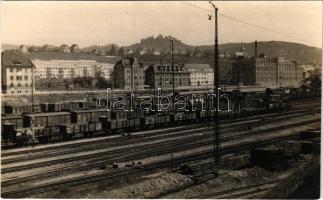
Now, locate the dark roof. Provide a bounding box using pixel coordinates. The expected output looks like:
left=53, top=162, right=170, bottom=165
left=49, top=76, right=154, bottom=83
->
left=150, top=63, right=188, bottom=73
left=120, top=57, right=134, bottom=67
left=1, top=50, right=34, bottom=67
left=185, top=63, right=213, bottom=72
left=117, top=57, right=143, bottom=68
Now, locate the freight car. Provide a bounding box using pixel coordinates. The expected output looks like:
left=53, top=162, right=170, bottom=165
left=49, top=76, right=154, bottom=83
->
left=58, top=122, right=102, bottom=140
left=71, top=109, right=109, bottom=124
left=2, top=115, right=23, bottom=129
left=1, top=91, right=290, bottom=147
left=23, top=112, right=71, bottom=128
left=3, top=104, right=40, bottom=115
left=41, top=100, right=93, bottom=112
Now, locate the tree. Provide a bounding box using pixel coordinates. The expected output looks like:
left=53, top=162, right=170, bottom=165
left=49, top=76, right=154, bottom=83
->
left=109, top=45, right=116, bottom=56
left=118, top=47, right=125, bottom=57
left=193, top=47, right=202, bottom=57
left=47, top=81, right=52, bottom=90
left=64, top=79, right=73, bottom=90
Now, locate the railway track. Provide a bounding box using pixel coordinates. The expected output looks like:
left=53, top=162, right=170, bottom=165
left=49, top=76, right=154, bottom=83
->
left=2, top=125, right=318, bottom=198
left=2, top=111, right=319, bottom=175
left=189, top=180, right=278, bottom=199
left=1, top=100, right=320, bottom=198
left=1, top=114, right=320, bottom=197
left=3, top=116, right=319, bottom=187
left=2, top=104, right=318, bottom=161
left=1, top=99, right=319, bottom=155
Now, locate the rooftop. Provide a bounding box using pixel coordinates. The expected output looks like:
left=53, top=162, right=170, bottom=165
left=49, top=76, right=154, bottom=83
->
left=25, top=112, right=71, bottom=117
left=185, top=63, right=213, bottom=72
left=1, top=50, right=34, bottom=68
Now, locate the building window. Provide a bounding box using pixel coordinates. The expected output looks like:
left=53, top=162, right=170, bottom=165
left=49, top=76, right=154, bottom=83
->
left=10, top=76, right=14, bottom=81
left=24, top=75, right=28, bottom=80
left=18, top=83, right=21, bottom=88
left=10, top=83, right=14, bottom=88
left=25, top=83, right=28, bottom=87
left=10, top=68, right=14, bottom=73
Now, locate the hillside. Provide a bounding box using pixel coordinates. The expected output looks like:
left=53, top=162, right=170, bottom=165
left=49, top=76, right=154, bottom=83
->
left=125, top=35, right=194, bottom=53
left=125, top=36, right=321, bottom=65
left=2, top=35, right=321, bottom=65
left=215, top=41, right=321, bottom=65
left=80, top=44, right=119, bottom=53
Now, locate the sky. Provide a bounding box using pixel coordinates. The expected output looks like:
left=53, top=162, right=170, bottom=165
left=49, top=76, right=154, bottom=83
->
left=1, top=1, right=322, bottom=48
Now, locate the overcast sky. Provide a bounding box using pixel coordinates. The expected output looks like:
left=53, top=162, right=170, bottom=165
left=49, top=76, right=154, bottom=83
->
left=1, top=1, right=322, bottom=48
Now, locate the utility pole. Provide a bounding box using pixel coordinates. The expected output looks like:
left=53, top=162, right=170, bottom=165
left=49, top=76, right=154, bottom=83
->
left=31, top=61, right=35, bottom=146
left=171, top=39, right=175, bottom=111
left=209, top=1, right=221, bottom=164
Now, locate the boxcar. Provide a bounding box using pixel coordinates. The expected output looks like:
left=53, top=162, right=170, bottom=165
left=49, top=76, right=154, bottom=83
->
left=3, top=104, right=39, bottom=115
left=40, top=103, right=49, bottom=113
left=23, top=112, right=71, bottom=128
left=36, top=126, right=60, bottom=142
left=2, top=115, right=23, bottom=129
left=71, top=109, right=108, bottom=124
left=2, top=123, right=16, bottom=141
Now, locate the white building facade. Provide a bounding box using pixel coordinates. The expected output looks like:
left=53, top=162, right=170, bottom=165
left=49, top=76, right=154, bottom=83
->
left=2, top=51, right=35, bottom=95
left=185, top=64, right=214, bottom=86
left=32, top=59, right=114, bottom=80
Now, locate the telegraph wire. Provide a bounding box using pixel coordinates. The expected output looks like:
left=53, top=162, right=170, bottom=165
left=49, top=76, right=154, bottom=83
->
left=180, top=1, right=318, bottom=47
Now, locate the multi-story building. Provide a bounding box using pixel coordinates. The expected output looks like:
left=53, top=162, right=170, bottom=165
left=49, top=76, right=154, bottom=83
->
left=232, top=55, right=303, bottom=87
left=145, top=63, right=190, bottom=89
left=1, top=50, right=35, bottom=95
left=185, top=64, right=213, bottom=86
left=112, top=57, right=145, bottom=90
left=32, top=59, right=114, bottom=80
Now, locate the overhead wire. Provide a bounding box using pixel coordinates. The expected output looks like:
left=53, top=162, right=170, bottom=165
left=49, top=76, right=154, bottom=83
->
left=180, top=1, right=318, bottom=47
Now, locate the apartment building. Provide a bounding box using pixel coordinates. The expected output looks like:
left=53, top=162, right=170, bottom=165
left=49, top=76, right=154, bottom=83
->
left=32, top=59, right=114, bottom=80
left=1, top=50, right=35, bottom=95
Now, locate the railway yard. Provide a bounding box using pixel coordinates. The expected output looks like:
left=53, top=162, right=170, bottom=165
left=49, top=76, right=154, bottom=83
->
left=1, top=93, right=321, bottom=198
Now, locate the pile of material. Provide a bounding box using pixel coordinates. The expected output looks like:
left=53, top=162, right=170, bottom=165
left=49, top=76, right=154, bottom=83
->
left=250, top=146, right=288, bottom=171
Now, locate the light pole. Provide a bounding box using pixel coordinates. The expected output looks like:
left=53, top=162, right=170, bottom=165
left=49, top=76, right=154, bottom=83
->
left=170, top=39, right=175, bottom=111
left=31, top=61, right=35, bottom=146
left=209, top=1, right=221, bottom=164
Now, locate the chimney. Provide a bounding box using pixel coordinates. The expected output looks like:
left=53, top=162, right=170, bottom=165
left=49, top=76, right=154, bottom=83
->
left=255, top=40, right=258, bottom=58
